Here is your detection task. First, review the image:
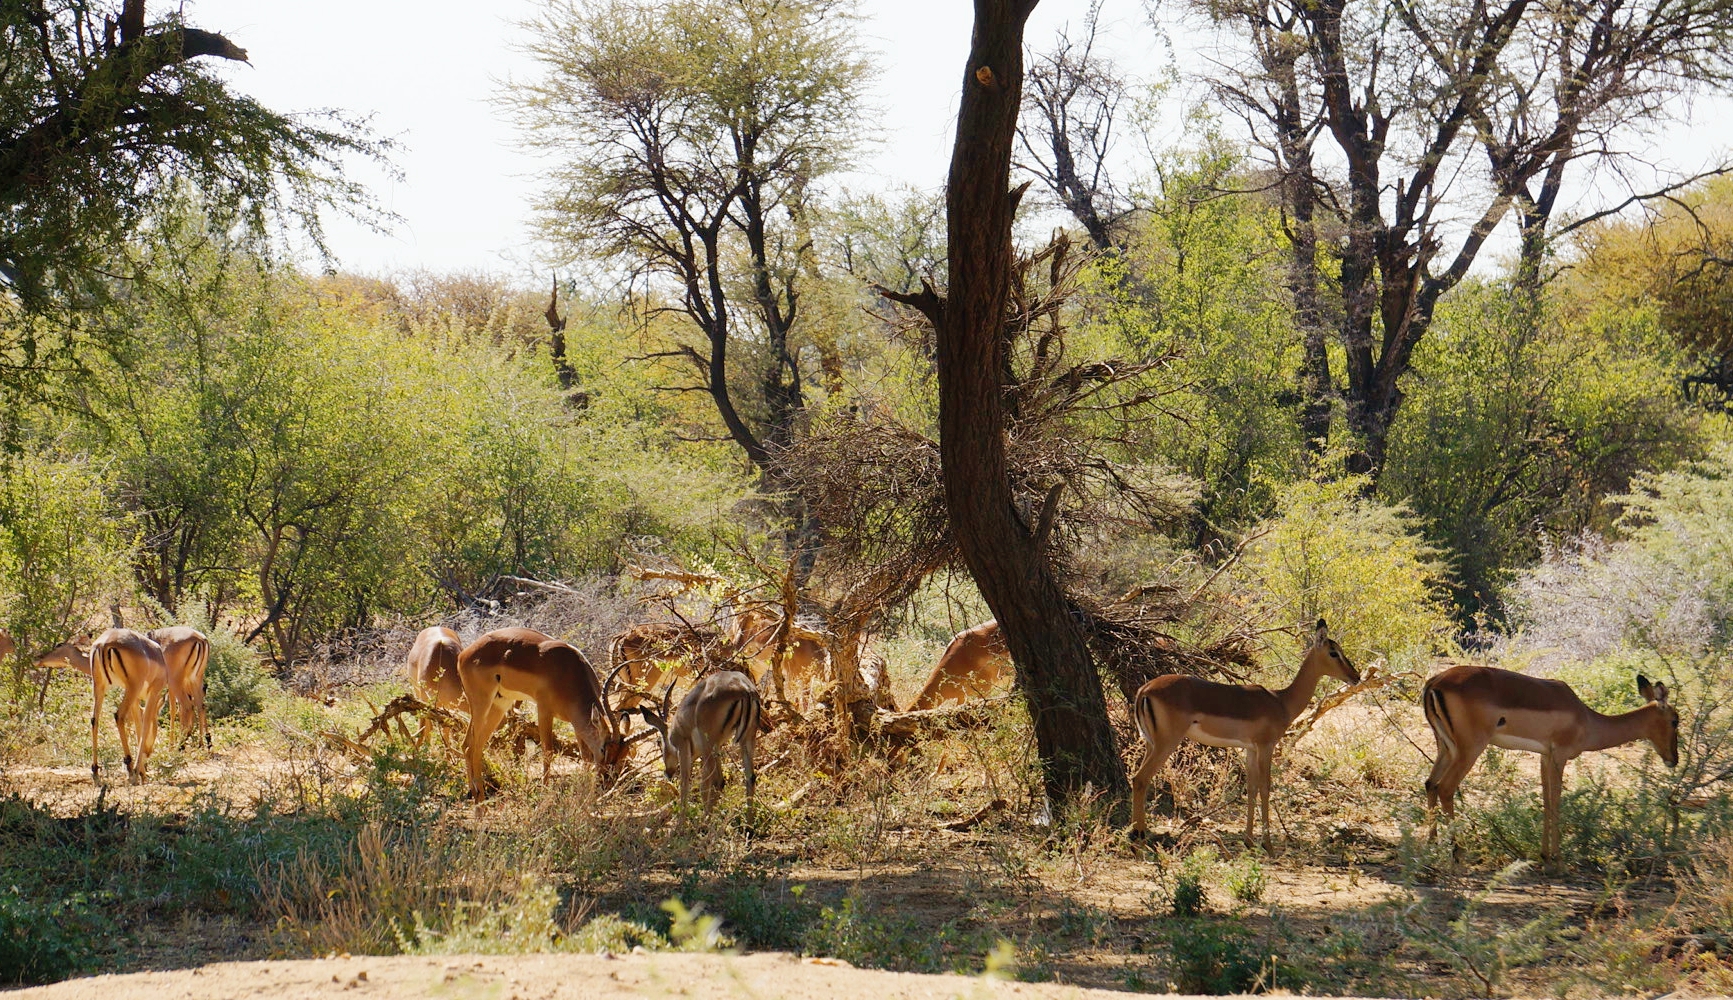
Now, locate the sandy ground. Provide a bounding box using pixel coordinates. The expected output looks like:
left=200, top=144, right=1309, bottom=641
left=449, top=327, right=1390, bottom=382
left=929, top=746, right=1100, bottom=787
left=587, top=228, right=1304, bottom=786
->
left=10, top=952, right=1308, bottom=1000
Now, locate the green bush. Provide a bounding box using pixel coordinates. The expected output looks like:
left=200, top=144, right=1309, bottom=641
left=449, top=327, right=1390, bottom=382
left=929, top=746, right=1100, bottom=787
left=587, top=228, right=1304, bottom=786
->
left=1166, top=918, right=1273, bottom=994
left=0, top=892, right=106, bottom=985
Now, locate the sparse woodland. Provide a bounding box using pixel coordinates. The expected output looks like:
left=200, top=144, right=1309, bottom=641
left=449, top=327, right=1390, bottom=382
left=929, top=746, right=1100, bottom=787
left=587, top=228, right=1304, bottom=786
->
left=5, top=0, right=1733, bottom=995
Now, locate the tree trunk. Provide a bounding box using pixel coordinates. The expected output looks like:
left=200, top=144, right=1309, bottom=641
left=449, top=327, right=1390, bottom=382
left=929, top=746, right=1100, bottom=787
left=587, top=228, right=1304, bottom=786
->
left=934, top=0, right=1127, bottom=804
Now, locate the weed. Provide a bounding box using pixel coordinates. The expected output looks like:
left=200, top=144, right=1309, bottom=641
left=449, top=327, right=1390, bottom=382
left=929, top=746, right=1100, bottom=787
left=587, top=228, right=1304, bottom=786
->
left=1170, top=850, right=1211, bottom=917
left=1223, top=855, right=1268, bottom=905
left=1392, top=861, right=1560, bottom=996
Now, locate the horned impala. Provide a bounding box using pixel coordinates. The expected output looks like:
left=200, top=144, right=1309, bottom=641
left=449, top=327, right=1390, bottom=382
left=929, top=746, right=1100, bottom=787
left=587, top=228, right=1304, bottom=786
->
left=637, top=670, right=761, bottom=820
left=152, top=626, right=211, bottom=750
left=909, top=620, right=1011, bottom=710
left=1130, top=619, right=1359, bottom=849
left=1422, top=664, right=1678, bottom=867
left=457, top=627, right=650, bottom=801
left=38, top=629, right=171, bottom=784
left=405, top=625, right=465, bottom=710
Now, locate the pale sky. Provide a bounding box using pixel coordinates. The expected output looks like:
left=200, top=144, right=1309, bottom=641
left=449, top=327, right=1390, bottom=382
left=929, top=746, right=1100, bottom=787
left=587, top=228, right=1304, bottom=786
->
left=188, top=0, right=1728, bottom=279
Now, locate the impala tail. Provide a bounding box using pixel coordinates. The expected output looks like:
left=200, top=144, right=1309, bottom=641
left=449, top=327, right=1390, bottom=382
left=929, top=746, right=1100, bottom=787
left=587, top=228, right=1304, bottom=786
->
left=1422, top=680, right=1457, bottom=760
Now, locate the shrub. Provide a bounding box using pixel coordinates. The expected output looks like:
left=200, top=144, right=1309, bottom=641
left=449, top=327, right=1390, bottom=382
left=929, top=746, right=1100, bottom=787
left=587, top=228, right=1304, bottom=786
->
left=1171, top=853, right=1209, bottom=917
left=0, top=893, right=105, bottom=985
left=1166, top=918, right=1272, bottom=994
left=1223, top=856, right=1267, bottom=905
left=1237, top=475, right=1454, bottom=672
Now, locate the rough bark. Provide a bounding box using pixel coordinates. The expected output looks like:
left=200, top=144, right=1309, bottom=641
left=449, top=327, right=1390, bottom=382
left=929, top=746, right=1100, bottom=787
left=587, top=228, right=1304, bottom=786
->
left=932, top=0, right=1127, bottom=802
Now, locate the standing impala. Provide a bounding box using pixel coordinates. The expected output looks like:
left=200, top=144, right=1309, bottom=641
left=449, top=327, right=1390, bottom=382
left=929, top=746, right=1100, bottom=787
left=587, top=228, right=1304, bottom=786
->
left=405, top=626, right=465, bottom=710
left=1130, top=619, right=1359, bottom=848
left=1422, top=664, right=1678, bottom=867
left=39, top=629, right=171, bottom=784
left=637, top=670, right=760, bottom=820
left=152, top=626, right=211, bottom=750
left=457, top=627, right=649, bottom=801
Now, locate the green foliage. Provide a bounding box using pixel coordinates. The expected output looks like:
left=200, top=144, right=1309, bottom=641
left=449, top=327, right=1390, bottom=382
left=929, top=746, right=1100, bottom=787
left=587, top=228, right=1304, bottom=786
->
left=801, top=892, right=993, bottom=974
left=1238, top=475, right=1454, bottom=670
left=1079, top=135, right=1305, bottom=535
left=1166, top=917, right=1273, bottom=994
left=1170, top=852, right=1210, bottom=917
left=0, top=5, right=385, bottom=414
left=1223, top=856, right=1268, bottom=905
left=0, top=452, right=135, bottom=686
left=0, top=891, right=106, bottom=986
left=1384, top=280, right=1700, bottom=614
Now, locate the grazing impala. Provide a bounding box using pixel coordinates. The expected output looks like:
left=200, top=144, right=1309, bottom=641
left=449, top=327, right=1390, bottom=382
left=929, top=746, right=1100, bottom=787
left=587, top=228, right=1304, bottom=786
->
left=405, top=626, right=465, bottom=710
left=1130, top=619, right=1359, bottom=848
left=607, top=621, right=730, bottom=711
left=1423, top=665, right=1678, bottom=866
left=39, top=629, right=171, bottom=784
left=637, top=670, right=761, bottom=819
left=152, top=626, right=211, bottom=750
left=457, top=627, right=648, bottom=801
left=909, top=620, right=1011, bottom=710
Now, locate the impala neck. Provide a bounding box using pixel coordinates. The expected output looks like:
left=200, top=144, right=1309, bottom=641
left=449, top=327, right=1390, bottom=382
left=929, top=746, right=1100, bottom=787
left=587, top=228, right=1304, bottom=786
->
left=1276, top=650, right=1331, bottom=724
left=1583, top=704, right=1659, bottom=753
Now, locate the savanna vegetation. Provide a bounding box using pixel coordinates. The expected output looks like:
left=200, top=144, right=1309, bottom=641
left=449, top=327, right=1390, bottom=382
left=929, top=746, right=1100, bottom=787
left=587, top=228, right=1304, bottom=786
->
left=3, top=0, right=1733, bottom=995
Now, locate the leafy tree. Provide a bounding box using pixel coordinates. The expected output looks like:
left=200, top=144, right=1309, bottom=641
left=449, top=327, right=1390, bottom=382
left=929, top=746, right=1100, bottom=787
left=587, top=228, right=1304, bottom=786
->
left=509, top=0, right=872, bottom=479
left=1181, top=0, right=1733, bottom=475
left=1382, top=279, right=1700, bottom=615
left=1238, top=476, right=1454, bottom=671
left=0, top=0, right=383, bottom=348
left=0, top=453, right=134, bottom=691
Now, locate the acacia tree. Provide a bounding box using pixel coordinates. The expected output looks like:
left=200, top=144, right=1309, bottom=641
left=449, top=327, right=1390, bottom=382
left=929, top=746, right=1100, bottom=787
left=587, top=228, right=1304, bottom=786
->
left=0, top=0, right=381, bottom=315
left=1194, top=0, right=1733, bottom=474
left=510, top=0, right=870, bottom=478
left=889, top=0, right=1128, bottom=802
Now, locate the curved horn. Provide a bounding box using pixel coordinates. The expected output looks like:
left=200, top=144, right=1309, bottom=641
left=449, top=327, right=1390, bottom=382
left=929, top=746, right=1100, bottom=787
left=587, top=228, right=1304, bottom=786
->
left=602, top=656, right=647, bottom=737
left=660, top=680, right=676, bottom=720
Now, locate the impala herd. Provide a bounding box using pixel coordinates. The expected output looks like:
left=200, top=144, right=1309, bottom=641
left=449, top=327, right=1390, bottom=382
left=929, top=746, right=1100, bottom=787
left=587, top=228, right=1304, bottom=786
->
left=4, top=611, right=1683, bottom=867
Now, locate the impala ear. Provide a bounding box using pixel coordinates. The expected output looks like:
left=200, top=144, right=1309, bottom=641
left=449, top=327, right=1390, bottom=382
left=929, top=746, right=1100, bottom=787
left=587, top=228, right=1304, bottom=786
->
left=1637, top=674, right=1655, bottom=701
left=1654, top=681, right=1669, bottom=705
left=1314, top=618, right=1329, bottom=644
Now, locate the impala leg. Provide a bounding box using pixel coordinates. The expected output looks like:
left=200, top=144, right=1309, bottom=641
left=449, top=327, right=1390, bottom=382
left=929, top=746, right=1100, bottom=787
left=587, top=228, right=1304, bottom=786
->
left=114, top=680, right=140, bottom=782
left=135, top=680, right=168, bottom=783
left=465, top=696, right=510, bottom=801
left=90, top=675, right=107, bottom=784
left=1424, top=744, right=1452, bottom=842
left=1541, top=751, right=1566, bottom=870
left=537, top=704, right=555, bottom=785
left=1254, top=744, right=1275, bottom=851
left=197, top=675, right=211, bottom=750
left=676, top=748, right=694, bottom=825
left=1130, top=733, right=1180, bottom=838
left=1242, top=746, right=1261, bottom=848
left=740, top=725, right=758, bottom=817
left=701, top=752, right=722, bottom=814
left=1430, top=735, right=1488, bottom=854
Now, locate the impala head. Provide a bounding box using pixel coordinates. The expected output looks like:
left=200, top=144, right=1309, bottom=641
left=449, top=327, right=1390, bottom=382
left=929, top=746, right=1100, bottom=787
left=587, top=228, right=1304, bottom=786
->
left=36, top=636, right=93, bottom=674
left=1636, top=674, right=1679, bottom=767
left=1308, top=618, right=1360, bottom=685
left=596, top=659, right=655, bottom=781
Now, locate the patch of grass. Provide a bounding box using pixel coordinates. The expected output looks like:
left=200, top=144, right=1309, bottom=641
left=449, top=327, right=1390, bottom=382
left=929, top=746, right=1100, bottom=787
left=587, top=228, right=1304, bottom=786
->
left=0, top=892, right=109, bottom=985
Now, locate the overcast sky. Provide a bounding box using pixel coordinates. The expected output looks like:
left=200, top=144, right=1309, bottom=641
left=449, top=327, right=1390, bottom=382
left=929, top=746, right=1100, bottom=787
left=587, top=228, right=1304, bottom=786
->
left=190, top=0, right=1728, bottom=279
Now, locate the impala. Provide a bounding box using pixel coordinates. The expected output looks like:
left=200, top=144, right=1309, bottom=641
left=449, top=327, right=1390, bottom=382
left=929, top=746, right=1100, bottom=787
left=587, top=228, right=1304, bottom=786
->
left=405, top=625, right=464, bottom=710
left=39, top=629, right=171, bottom=784
left=730, top=608, right=829, bottom=702
left=457, top=627, right=650, bottom=801
left=0, top=628, right=14, bottom=666
left=1130, top=619, right=1359, bottom=848
left=1422, top=664, right=1678, bottom=866
left=637, top=670, right=760, bottom=819
left=152, top=626, right=211, bottom=750
left=606, top=621, right=730, bottom=711
left=909, top=620, right=1011, bottom=710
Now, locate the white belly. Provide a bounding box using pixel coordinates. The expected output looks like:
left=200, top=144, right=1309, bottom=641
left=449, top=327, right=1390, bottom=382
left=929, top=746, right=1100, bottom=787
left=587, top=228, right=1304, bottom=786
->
left=1187, top=723, right=1255, bottom=750
left=1490, top=733, right=1550, bottom=754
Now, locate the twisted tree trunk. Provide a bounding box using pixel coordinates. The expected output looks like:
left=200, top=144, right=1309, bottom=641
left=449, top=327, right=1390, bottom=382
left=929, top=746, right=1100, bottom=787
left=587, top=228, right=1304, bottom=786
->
left=931, top=0, right=1127, bottom=804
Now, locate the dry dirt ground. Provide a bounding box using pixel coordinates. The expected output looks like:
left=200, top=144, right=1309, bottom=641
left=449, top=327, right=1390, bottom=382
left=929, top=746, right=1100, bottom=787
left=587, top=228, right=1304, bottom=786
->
left=10, top=951, right=1329, bottom=1000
